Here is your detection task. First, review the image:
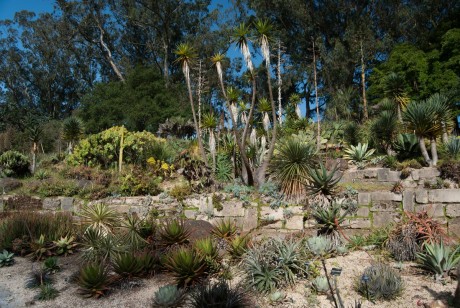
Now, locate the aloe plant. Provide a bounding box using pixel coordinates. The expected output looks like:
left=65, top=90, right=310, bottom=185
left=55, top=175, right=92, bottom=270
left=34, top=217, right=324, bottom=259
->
left=305, top=163, right=341, bottom=196
left=112, top=253, right=143, bottom=278
left=164, top=247, right=207, bottom=287
left=77, top=263, right=111, bottom=298
left=343, top=143, right=375, bottom=163
left=417, top=241, right=460, bottom=281
left=159, top=219, right=190, bottom=247
left=211, top=219, right=238, bottom=240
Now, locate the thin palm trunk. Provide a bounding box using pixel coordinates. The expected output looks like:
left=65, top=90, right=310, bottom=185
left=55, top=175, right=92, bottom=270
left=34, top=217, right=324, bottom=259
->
left=419, top=136, right=432, bottom=166
left=397, top=104, right=402, bottom=123
left=277, top=40, right=282, bottom=124
left=360, top=41, right=368, bottom=120
left=430, top=137, right=438, bottom=166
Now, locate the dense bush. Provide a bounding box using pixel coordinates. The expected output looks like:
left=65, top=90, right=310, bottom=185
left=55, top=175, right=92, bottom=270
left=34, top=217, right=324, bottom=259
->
left=0, top=150, right=30, bottom=177
left=439, top=160, right=460, bottom=184
left=67, top=127, right=175, bottom=168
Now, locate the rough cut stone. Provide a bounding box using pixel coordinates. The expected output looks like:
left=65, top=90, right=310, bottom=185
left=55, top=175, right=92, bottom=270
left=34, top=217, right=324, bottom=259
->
left=0, top=178, right=22, bottom=193
left=371, top=191, right=402, bottom=202
left=260, top=207, right=284, bottom=221
left=43, top=198, right=60, bottom=210
left=363, top=169, right=378, bottom=179
left=402, top=179, right=418, bottom=188
left=356, top=207, right=370, bottom=217
left=403, top=191, right=414, bottom=212
left=184, top=209, right=197, bottom=219
left=417, top=168, right=441, bottom=179
left=111, top=205, right=131, bottom=214
left=415, top=190, right=429, bottom=204
left=304, top=219, right=317, bottom=228
left=59, top=197, right=74, bottom=211
left=428, top=189, right=460, bottom=203
left=0, top=198, right=4, bottom=212
left=242, top=207, right=258, bottom=231
left=326, top=158, right=348, bottom=171
left=358, top=193, right=371, bottom=205
left=285, top=215, right=304, bottom=230
left=215, top=201, right=244, bottom=217
left=371, top=202, right=401, bottom=212
left=373, top=212, right=399, bottom=228
left=377, top=168, right=401, bottom=182
left=348, top=219, right=371, bottom=229
left=445, top=204, right=460, bottom=217
left=448, top=217, right=460, bottom=239
left=416, top=204, right=444, bottom=217
left=260, top=220, right=283, bottom=229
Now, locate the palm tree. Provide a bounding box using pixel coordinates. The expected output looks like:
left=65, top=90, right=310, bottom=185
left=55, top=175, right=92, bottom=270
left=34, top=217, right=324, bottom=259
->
left=62, top=117, right=84, bottom=154
left=174, top=43, right=208, bottom=166
left=403, top=93, right=453, bottom=166
left=382, top=72, right=410, bottom=122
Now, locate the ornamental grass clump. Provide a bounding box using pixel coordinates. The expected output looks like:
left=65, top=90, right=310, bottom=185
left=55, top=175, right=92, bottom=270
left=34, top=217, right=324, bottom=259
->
left=356, top=263, right=403, bottom=301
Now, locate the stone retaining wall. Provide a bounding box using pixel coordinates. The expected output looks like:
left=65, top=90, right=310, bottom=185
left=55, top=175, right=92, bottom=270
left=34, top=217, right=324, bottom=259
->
left=1, top=167, right=459, bottom=238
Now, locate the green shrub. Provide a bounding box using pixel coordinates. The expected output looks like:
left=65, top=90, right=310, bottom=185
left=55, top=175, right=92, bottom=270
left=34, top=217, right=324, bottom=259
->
left=169, top=184, right=192, bottom=201
left=243, top=244, right=281, bottom=294
left=211, top=219, right=237, bottom=240
left=356, top=263, right=403, bottom=301
left=393, top=134, right=420, bottom=160
left=0, top=212, right=74, bottom=251
left=216, top=153, right=233, bottom=182
left=34, top=179, right=80, bottom=197
left=439, top=160, right=460, bottom=184
left=305, top=163, right=341, bottom=196
left=444, top=137, right=460, bottom=158
left=312, top=203, right=347, bottom=246
left=152, top=284, right=186, bottom=308
left=77, top=263, right=111, bottom=298
left=228, top=235, right=250, bottom=259
left=53, top=235, right=78, bottom=256
left=118, top=167, right=162, bottom=196
left=189, top=280, right=249, bottom=308
left=0, top=150, right=30, bottom=177
left=80, top=228, right=124, bottom=262
left=311, top=276, right=329, bottom=294
left=43, top=257, right=60, bottom=274
left=382, top=155, right=398, bottom=169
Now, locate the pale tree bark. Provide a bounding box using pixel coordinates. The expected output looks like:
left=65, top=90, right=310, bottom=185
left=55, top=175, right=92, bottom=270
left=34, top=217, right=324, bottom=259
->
left=430, top=137, right=438, bottom=166
left=313, top=39, right=321, bottom=151
left=360, top=41, right=368, bottom=120
left=277, top=40, right=283, bottom=124
left=419, top=137, right=432, bottom=166
left=96, top=21, right=125, bottom=82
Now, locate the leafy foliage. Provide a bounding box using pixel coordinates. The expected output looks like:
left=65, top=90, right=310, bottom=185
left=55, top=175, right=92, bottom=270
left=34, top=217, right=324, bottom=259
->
left=356, top=263, right=403, bottom=300
left=311, top=276, right=329, bottom=294
left=152, top=284, right=186, bottom=308
left=393, top=134, right=420, bottom=160
left=343, top=143, right=375, bottom=163
left=312, top=203, right=348, bottom=245
left=43, top=257, right=60, bottom=274
left=228, top=235, right=251, bottom=259
left=0, top=249, right=14, bottom=267
left=189, top=280, right=249, bottom=308
left=417, top=241, right=460, bottom=281
left=53, top=235, right=77, bottom=256
left=216, top=153, right=233, bottom=182
left=0, top=150, right=30, bottom=177
left=79, top=203, right=120, bottom=235
left=445, top=137, right=460, bottom=158
left=77, top=263, right=111, bottom=298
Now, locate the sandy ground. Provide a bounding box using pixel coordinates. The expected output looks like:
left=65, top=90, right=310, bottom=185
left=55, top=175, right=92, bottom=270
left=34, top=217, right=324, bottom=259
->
left=0, top=251, right=457, bottom=308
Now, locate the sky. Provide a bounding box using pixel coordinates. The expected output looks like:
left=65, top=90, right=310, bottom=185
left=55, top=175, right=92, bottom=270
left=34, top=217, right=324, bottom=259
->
left=0, top=0, right=55, bottom=20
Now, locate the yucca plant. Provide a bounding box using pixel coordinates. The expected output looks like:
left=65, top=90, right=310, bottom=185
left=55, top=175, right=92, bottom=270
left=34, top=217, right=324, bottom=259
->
left=79, top=203, right=120, bottom=235
left=356, top=263, right=403, bottom=300
left=417, top=241, right=460, bottom=281
left=43, top=256, right=60, bottom=274
left=137, top=252, right=160, bottom=277
left=112, top=253, right=144, bottom=278
left=77, top=263, right=111, bottom=298
left=53, top=235, right=77, bottom=256
left=270, top=137, right=316, bottom=200
left=0, top=249, right=14, bottom=267
left=228, top=235, right=251, bottom=259
left=211, top=219, right=238, bottom=240
left=343, top=143, right=375, bottom=163
left=25, top=269, right=53, bottom=288
left=152, top=284, right=186, bottom=308
left=164, top=247, right=207, bottom=287
left=120, top=214, right=147, bottom=251
left=189, top=280, right=249, bottom=308
left=158, top=219, right=190, bottom=247
left=304, top=163, right=342, bottom=196
left=81, top=227, right=125, bottom=262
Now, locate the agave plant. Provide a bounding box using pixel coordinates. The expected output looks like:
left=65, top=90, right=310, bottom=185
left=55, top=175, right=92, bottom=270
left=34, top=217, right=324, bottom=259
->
left=393, top=133, right=420, bottom=160
left=311, top=276, right=329, bottom=294
left=152, top=284, right=186, bottom=308
left=158, top=219, right=190, bottom=247
left=270, top=137, right=316, bottom=200
left=343, top=143, right=375, bottom=163
left=28, top=234, right=53, bottom=261
left=312, top=203, right=348, bottom=246
left=228, top=235, right=251, bottom=259
left=112, top=253, right=143, bottom=278
left=0, top=249, right=14, bottom=267
left=189, top=280, right=249, bottom=308
left=164, top=247, right=207, bottom=287
left=77, top=263, right=111, bottom=298
left=304, top=163, right=342, bottom=196
left=79, top=203, right=120, bottom=235
left=43, top=256, right=60, bottom=274
left=417, top=241, right=460, bottom=281
left=211, top=219, right=238, bottom=240
left=356, top=263, right=403, bottom=300
left=36, top=283, right=59, bottom=301
left=271, top=238, right=306, bottom=286
left=137, top=252, right=159, bottom=277
left=53, top=235, right=77, bottom=256
left=194, top=237, right=219, bottom=260
left=306, top=236, right=333, bottom=258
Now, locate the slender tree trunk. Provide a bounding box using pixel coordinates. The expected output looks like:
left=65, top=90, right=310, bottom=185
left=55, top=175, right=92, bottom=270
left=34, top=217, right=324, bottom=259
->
left=185, top=72, right=208, bottom=166
left=97, top=22, right=125, bottom=82
left=313, top=39, right=321, bottom=151
left=430, top=137, right=438, bottom=166
left=360, top=41, right=368, bottom=120
left=419, top=136, right=432, bottom=166
left=31, top=142, right=37, bottom=174
left=304, top=84, right=311, bottom=119
left=197, top=60, right=202, bottom=130
left=163, top=41, right=169, bottom=87
left=256, top=60, right=278, bottom=186
left=217, top=72, right=254, bottom=186
left=277, top=40, right=282, bottom=125
left=397, top=105, right=402, bottom=123
left=441, top=122, right=449, bottom=143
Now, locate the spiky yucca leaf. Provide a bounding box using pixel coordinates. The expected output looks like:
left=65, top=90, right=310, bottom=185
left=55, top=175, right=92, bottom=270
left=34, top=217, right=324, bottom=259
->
left=79, top=203, right=120, bottom=235
left=190, top=280, right=249, bottom=308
